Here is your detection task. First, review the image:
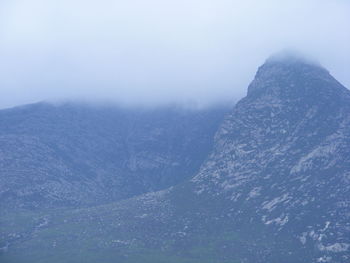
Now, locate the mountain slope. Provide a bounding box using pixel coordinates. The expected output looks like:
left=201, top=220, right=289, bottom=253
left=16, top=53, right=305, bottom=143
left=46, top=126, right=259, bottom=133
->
left=1, top=54, right=349, bottom=263
left=189, top=55, right=350, bottom=262
left=0, top=103, right=228, bottom=211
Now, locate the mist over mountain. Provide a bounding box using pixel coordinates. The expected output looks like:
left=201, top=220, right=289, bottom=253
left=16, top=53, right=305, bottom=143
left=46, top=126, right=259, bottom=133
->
left=0, top=0, right=349, bottom=108
left=1, top=0, right=350, bottom=262
left=1, top=54, right=349, bottom=263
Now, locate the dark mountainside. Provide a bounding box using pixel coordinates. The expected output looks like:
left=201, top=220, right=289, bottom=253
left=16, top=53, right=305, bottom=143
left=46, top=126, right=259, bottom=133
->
left=0, top=103, right=228, bottom=211
left=1, top=55, right=349, bottom=263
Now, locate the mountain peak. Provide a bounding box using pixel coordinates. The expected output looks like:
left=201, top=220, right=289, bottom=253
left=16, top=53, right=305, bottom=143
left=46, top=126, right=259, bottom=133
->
left=265, top=50, right=319, bottom=66
left=246, top=51, right=345, bottom=100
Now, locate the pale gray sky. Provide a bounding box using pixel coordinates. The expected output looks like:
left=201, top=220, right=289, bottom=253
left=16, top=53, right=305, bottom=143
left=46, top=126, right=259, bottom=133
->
left=0, top=0, right=349, bottom=108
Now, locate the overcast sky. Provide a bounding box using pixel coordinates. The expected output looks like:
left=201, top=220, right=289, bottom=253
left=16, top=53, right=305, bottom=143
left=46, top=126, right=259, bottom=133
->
left=0, top=0, right=349, bottom=109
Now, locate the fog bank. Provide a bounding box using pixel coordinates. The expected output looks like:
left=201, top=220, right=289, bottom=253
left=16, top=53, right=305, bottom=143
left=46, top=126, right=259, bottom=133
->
left=0, top=0, right=349, bottom=109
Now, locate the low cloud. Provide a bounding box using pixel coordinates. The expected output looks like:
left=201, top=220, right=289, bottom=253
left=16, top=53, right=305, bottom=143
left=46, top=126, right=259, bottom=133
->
left=0, top=0, right=349, bottom=108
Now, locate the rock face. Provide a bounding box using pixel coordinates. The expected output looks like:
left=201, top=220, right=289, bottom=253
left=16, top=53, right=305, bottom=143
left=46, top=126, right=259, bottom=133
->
left=1, top=54, right=349, bottom=263
left=0, top=103, right=228, bottom=211
left=190, top=55, right=350, bottom=262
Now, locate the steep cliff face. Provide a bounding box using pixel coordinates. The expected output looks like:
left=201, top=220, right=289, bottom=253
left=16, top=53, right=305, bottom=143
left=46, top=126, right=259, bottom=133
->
left=189, top=56, right=350, bottom=262
left=0, top=103, right=228, bottom=211
left=1, top=55, right=349, bottom=263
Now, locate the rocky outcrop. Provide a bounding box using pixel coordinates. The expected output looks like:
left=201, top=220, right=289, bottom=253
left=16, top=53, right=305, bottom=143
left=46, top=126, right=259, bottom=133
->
left=189, top=54, right=350, bottom=262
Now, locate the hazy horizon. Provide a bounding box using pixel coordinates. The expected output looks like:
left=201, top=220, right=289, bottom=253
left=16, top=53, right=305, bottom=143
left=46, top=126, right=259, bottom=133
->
left=0, top=0, right=349, bottom=109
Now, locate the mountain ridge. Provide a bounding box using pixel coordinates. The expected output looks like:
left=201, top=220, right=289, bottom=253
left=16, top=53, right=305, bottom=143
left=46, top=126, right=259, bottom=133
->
left=0, top=102, right=228, bottom=211
left=1, top=55, right=349, bottom=263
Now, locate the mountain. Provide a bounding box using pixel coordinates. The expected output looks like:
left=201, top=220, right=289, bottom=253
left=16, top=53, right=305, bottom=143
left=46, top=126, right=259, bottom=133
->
left=188, top=55, right=350, bottom=262
left=0, top=103, right=228, bottom=211
left=1, top=54, right=349, bottom=263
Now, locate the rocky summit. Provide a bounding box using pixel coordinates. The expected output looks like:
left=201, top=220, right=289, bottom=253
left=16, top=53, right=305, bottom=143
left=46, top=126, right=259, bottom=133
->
left=0, top=54, right=349, bottom=263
